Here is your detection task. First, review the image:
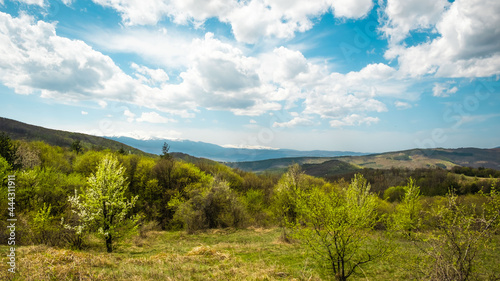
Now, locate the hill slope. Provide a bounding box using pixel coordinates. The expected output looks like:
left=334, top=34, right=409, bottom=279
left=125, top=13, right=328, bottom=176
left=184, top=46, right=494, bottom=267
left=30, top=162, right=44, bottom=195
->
left=227, top=147, right=500, bottom=173
left=0, top=117, right=150, bottom=156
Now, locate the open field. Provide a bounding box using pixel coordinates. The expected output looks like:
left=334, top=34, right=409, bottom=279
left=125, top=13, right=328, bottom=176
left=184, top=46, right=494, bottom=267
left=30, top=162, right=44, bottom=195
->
left=2, top=228, right=499, bottom=280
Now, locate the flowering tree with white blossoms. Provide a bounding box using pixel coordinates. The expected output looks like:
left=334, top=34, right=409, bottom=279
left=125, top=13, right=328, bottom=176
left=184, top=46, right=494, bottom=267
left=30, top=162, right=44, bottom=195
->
left=64, top=154, right=138, bottom=252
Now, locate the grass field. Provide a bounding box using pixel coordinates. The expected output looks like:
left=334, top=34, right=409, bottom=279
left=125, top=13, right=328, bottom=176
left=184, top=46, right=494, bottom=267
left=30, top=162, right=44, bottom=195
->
left=1, top=228, right=499, bottom=280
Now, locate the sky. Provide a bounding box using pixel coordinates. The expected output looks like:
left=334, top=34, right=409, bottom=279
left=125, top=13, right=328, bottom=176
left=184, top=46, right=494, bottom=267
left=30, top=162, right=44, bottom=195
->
left=0, top=0, right=499, bottom=153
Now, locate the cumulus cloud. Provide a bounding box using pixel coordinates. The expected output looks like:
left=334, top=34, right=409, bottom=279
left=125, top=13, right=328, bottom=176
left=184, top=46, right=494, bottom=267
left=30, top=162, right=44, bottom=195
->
left=329, top=0, right=374, bottom=19
left=0, top=12, right=414, bottom=129
left=89, top=0, right=374, bottom=43
left=383, top=0, right=500, bottom=78
left=380, top=0, right=449, bottom=44
left=0, top=12, right=136, bottom=101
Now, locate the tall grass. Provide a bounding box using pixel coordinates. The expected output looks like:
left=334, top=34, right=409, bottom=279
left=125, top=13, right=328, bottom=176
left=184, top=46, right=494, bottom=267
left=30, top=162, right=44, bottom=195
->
left=1, top=228, right=499, bottom=280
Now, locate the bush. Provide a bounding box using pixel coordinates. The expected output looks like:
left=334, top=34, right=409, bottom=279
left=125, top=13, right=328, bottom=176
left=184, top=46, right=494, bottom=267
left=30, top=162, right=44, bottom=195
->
left=384, top=185, right=406, bottom=202
left=243, top=189, right=272, bottom=226
left=174, top=180, right=248, bottom=233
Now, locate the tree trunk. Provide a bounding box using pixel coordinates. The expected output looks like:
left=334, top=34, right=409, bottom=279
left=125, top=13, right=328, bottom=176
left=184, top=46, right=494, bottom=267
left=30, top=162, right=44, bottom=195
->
left=106, top=234, right=112, bottom=253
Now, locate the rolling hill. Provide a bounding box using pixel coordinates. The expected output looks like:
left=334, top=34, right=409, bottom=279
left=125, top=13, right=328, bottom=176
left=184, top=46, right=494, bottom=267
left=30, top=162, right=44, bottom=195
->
left=226, top=147, right=500, bottom=174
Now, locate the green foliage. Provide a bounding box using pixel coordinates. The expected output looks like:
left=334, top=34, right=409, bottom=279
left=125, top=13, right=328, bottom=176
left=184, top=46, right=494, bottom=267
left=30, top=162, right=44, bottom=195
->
left=71, top=140, right=83, bottom=154
left=390, top=178, right=422, bottom=237
left=0, top=156, right=11, bottom=182
left=15, top=167, right=85, bottom=214
left=174, top=179, right=248, bottom=233
left=65, top=154, right=139, bottom=252
left=271, top=164, right=304, bottom=241
left=288, top=173, right=385, bottom=280
left=31, top=203, right=59, bottom=245
left=243, top=189, right=272, bottom=226
left=73, top=150, right=108, bottom=176
left=0, top=132, right=18, bottom=169
left=32, top=141, right=74, bottom=173
left=383, top=185, right=406, bottom=202
left=419, top=190, right=500, bottom=281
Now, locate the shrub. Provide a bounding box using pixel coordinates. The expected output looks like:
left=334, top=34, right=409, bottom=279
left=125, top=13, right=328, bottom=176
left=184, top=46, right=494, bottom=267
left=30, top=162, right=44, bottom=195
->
left=383, top=185, right=406, bottom=202
left=174, top=180, right=248, bottom=233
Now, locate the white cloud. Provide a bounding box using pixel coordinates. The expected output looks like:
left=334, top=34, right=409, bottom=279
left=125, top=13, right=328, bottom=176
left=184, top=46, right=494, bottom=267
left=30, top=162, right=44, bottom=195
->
left=0, top=12, right=136, bottom=101
left=273, top=116, right=316, bottom=128
left=0, top=12, right=415, bottom=128
left=89, top=0, right=374, bottom=43
left=98, top=100, right=108, bottom=108
left=61, top=0, right=74, bottom=5
left=136, top=112, right=176, bottom=124
left=87, top=28, right=192, bottom=69
left=380, top=0, right=449, bottom=44
left=123, top=109, right=136, bottom=122
left=384, top=0, right=500, bottom=78
left=81, top=111, right=88, bottom=115
left=459, top=114, right=500, bottom=125
left=329, top=0, right=374, bottom=19
left=15, top=0, right=45, bottom=7
left=433, top=82, right=458, bottom=97
left=394, top=101, right=412, bottom=110
left=131, top=63, right=169, bottom=85
left=329, top=114, right=379, bottom=128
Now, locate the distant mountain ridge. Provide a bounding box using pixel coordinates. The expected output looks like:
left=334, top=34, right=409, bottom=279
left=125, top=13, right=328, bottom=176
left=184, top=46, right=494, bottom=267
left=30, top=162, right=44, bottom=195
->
left=107, top=136, right=368, bottom=162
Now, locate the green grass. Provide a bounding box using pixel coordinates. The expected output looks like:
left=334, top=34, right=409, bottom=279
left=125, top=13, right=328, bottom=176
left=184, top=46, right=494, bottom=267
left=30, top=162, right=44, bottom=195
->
left=1, top=228, right=499, bottom=280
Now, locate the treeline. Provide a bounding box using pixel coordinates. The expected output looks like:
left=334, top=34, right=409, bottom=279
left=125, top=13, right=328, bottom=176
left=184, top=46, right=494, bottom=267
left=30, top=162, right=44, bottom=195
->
left=324, top=166, right=500, bottom=197
left=451, top=165, right=500, bottom=178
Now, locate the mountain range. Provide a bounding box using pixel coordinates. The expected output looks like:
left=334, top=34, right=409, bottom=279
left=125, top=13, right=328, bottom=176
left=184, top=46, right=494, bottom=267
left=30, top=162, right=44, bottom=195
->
left=106, top=136, right=367, bottom=162
left=1, top=117, right=499, bottom=172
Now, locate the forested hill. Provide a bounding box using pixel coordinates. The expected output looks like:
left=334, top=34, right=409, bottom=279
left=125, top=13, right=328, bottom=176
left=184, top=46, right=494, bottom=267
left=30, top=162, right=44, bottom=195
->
left=0, top=117, right=149, bottom=156
left=227, top=147, right=500, bottom=173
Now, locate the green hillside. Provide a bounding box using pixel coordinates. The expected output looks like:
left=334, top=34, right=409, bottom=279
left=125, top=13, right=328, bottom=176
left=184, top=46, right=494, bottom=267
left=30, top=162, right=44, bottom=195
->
left=225, top=156, right=338, bottom=173
left=227, top=147, right=500, bottom=174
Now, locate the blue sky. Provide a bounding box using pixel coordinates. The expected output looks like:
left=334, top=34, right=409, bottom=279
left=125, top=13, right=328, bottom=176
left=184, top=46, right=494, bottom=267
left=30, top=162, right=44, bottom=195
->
left=0, top=0, right=499, bottom=153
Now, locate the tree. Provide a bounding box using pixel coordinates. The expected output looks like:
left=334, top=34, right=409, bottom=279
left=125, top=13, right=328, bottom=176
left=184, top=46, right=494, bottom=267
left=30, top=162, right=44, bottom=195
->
left=71, top=140, right=82, bottom=154
left=173, top=179, right=248, bottom=233
left=161, top=142, right=171, bottom=159
left=65, top=154, right=138, bottom=252
left=0, top=132, right=18, bottom=169
left=288, top=174, right=385, bottom=280
left=390, top=177, right=422, bottom=237
left=272, top=164, right=304, bottom=242
left=418, top=188, right=500, bottom=281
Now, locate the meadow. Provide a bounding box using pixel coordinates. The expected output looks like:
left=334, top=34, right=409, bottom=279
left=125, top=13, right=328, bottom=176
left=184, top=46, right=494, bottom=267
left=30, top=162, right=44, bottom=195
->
left=2, top=227, right=500, bottom=280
